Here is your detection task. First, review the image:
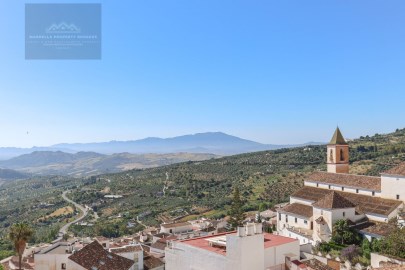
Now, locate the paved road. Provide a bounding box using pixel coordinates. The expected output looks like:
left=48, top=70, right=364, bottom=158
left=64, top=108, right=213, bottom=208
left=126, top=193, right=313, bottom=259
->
left=53, top=190, right=88, bottom=243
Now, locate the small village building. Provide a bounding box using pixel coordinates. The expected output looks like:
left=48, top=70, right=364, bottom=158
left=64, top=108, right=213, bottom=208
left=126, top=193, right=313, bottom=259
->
left=277, top=128, right=404, bottom=246
left=165, top=223, right=300, bottom=270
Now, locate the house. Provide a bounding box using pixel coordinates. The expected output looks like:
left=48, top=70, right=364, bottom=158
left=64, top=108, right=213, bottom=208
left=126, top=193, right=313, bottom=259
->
left=110, top=245, right=144, bottom=270
left=165, top=222, right=300, bottom=270
left=68, top=241, right=135, bottom=270
left=34, top=241, right=78, bottom=270
left=277, top=128, right=404, bottom=246
left=160, top=222, right=193, bottom=234
left=2, top=256, right=34, bottom=270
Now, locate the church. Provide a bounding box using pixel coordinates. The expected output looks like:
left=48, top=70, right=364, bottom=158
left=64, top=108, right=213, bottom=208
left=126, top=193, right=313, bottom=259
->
left=277, top=128, right=405, bottom=245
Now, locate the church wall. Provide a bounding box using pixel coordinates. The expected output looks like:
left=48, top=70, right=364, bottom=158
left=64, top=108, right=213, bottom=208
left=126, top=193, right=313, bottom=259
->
left=381, top=174, right=405, bottom=202
left=304, top=181, right=381, bottom=197
left=277, top=212, right=312, bottom=231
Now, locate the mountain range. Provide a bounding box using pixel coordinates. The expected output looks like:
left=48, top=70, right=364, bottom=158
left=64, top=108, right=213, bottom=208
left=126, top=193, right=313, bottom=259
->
left=0, top=132, right=322, bottom=159
left=0, top=132, right=322, bottom=177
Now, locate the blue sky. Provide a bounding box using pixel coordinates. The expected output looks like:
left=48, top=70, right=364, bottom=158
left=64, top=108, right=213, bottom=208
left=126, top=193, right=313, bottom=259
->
left=0, top=1, right=405, bottom=147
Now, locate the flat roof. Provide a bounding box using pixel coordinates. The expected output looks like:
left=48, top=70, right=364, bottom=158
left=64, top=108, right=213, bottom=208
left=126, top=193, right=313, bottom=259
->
left=178, top=232, right=297, bottom=256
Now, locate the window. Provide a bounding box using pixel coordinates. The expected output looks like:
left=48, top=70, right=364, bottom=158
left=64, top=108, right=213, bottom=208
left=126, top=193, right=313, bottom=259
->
left=304, top=220, right=308, bottom=224
left=356, top=189, right=359, bottom=194
left=279, top=213, right=281, bottom=221
left=295, top=217, right=297, bottom=223
left=316, top=183, right=319, bottom=187
left=286, top=215, right=288, bottom=222
left=61, top=263, right=66, bottom=270
left=340, top=149, right=344, bottom=161
left=343, top=212, right=345, bottom=217
left=342, top=187, right=344, bottom=191
left=328, top=185, right=331, bottom=189
left=397, top=195, right=400, bottom=200
left=372, top=191, right=375, bottom=196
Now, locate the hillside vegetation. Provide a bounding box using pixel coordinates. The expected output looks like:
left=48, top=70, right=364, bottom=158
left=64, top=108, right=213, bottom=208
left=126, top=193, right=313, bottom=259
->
left=1, top=128, right=405, bottom=240
left=67, top=128, right=405, bottom=235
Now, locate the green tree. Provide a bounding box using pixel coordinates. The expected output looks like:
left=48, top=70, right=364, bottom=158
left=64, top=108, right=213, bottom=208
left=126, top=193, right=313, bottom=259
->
left=8, top=223, right=33, bottom=270
left=229, top=187, right=245, bottom=229
left=361, top=238, right=371, bottom=259
left=379, top=228, right=405, bottom=259
left=332, top=219, right=358, bottom=245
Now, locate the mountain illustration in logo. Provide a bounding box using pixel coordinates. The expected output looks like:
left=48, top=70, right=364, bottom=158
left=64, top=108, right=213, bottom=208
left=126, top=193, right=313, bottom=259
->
left=46, top=22, right=81, bottom=34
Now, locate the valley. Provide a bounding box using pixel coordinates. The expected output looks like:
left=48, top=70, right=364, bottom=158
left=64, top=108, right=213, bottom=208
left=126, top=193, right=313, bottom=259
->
left=0, top=128, right=404, bottom=242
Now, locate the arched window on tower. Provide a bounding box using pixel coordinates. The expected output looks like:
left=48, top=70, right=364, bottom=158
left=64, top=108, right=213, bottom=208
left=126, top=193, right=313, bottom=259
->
left=329, top=149, right=334, bottom=162
left=340, top=149, right=344, bottom=161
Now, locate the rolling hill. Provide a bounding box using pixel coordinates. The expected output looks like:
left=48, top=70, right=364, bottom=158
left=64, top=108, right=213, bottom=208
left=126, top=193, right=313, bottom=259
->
left=0, top=132, right=323, bottom=160
left=0, top=151, right=218, bottom=177
left=0, top=168, right=28, bottom=181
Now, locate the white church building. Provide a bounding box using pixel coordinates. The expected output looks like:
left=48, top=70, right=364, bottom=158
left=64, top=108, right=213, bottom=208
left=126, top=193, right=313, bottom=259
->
left=277, top=128, right=404, bottom=245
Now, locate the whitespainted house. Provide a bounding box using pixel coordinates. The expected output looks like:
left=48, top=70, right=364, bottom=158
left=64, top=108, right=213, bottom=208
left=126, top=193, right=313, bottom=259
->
left=165, top=222, right=300, bottom=270
left=277, top=128, right=404, bottom=246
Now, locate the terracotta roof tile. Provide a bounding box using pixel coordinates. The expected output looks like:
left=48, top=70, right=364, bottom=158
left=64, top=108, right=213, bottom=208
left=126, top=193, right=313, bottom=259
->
left=110, top=245, right=143, bottom=254
left=313, top=191, right=356, bottom=209
left=279, top=203, right=313, bottom=218
left=353, top=221, right=397, bottom=237
left=150, top=240, right=167, bottom=251
left=68, top=241, right=134, bottom=270
left=292, top=186, right=402, bottom=216
left=308, top=172, right=381, bottom=191
left=143, top=255, right=164, bottom=270
left=303, top=259, right=335, bottom=270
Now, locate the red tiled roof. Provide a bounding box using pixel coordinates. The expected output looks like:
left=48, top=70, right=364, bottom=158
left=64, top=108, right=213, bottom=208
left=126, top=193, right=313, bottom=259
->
left=313, top=191, right=356, bottom=209
left=110, top=245, right=143, bottom=254
left=307, top=172, right=381, bottom=191
left=68, top=241, right=134, bottom=270
left=150, top=240, right=167, bottom=251
left=144, top=255, right=165, bottom=270
left=279, top=203, right=313, bottom=218
left=292, top=186, right=402, bottom=216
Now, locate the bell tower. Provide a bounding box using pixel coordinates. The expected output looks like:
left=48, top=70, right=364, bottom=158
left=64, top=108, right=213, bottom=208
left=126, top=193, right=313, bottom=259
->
left=327, top=127, right=349, bottom=174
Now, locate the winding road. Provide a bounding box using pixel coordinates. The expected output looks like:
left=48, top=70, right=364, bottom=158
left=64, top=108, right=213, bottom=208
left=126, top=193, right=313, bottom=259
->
left=53, top=190, right=88, bottom=243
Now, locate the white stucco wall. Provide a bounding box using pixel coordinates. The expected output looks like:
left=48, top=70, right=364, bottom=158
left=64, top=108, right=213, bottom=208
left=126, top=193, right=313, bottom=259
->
left=304, top=181, right=381, bottom=197
left=34, top=254, right=70, bottom=270
left=277, top=212, right=312, bottom=231
left=279, top=228, right=314, bottom=245
left=264, top=240, right=299, bottom=267
left=227, top=234, right=264, bottom=270
left=165, top=241, right=228, bottom=270
left=381, top=174, right=405, bottom=202
left=370, top=253, right=405, bottom=268
left=160, top=224, right=193, bottom=234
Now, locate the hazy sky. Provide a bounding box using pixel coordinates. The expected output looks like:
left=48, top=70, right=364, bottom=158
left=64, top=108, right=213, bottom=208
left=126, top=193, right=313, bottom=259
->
left=1, top=1, right=405, bottom=147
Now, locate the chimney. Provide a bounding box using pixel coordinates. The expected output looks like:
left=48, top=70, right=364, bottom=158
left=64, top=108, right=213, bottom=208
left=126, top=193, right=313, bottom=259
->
left=246, top=223, right=255, bottom=236
left=254, top=223, right=263, bottom=234
left=237, top=226, right=246, bottom=237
